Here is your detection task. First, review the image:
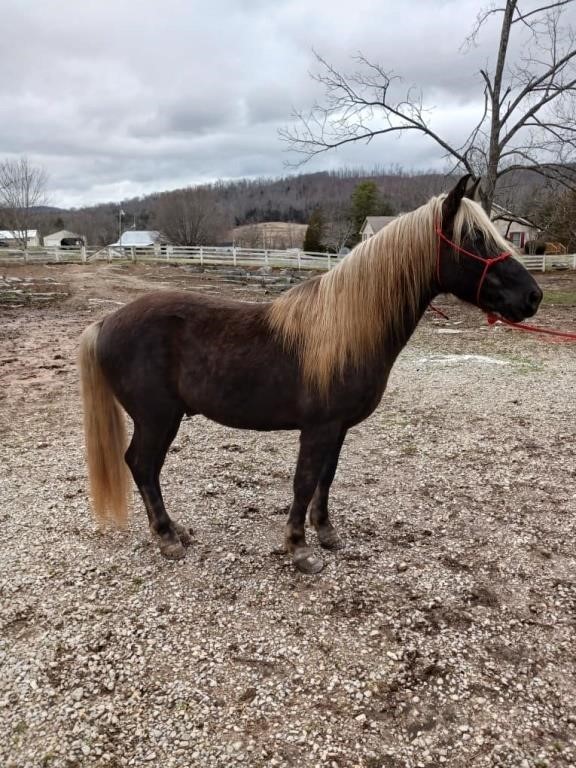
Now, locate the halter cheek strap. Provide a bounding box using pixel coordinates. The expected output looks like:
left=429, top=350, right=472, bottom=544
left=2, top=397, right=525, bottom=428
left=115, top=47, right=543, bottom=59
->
left=436, top=224, right=511, bottom=307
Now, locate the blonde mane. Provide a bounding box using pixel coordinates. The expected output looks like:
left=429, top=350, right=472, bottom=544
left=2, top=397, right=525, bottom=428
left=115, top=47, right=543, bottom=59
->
left=268, top=194, right=515, bottom=395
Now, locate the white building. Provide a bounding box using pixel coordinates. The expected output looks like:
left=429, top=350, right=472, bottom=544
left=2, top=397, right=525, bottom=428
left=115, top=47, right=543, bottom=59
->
left=491, top=204, right=539, bottom=250
left=112, top=230, right=163, bottom=247
left=359, top=216, right=398, bottom=241
left=44, top=229, right=85, bottom=247
left=0, top=229, right=42, bottom=247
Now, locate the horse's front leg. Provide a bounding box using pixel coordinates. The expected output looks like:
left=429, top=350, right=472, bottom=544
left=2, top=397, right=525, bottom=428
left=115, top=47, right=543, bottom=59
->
left=308, top=427, right=347, bottom=550
left=286, top=423, right=343, bottom=574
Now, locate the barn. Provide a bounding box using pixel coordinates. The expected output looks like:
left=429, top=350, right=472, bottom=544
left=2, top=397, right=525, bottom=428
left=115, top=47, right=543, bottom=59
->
left=44, top=230, right=85, bottom=247
left=0, top=229, right=42, bottom=247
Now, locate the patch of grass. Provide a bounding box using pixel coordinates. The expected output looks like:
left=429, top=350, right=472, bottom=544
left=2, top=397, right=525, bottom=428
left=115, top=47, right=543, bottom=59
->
left=498, top=353, right=544, bottom=374
left=542, top=290, right=576, bottom=305
left=14, top=721, right=27, bottom=735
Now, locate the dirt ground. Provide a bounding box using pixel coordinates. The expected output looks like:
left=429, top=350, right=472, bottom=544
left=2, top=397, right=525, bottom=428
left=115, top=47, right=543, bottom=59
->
left=0, top=262, right=575, bottom=768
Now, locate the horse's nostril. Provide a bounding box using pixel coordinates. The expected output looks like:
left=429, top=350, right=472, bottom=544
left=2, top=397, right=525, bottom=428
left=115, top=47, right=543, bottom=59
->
left=530, top=289, right=543, bottom=307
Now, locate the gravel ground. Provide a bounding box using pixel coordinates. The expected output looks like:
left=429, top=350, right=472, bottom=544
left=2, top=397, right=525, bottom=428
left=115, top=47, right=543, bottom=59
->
left=1, top=263, right=575, bottom=768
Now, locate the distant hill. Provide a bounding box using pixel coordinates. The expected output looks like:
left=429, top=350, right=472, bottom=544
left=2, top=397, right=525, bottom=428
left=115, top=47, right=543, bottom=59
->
left=32, top=205, right=67, bottom=214
left=25, top=167, right=554, bottom=246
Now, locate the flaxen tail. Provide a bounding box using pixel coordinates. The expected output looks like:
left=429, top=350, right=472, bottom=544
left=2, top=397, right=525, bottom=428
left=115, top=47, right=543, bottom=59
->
left=79, top=322, right=130, bottom=526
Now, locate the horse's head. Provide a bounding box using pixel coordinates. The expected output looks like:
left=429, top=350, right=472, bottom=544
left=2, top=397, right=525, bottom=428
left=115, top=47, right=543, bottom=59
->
left=437, top=176, right=542, bottom=322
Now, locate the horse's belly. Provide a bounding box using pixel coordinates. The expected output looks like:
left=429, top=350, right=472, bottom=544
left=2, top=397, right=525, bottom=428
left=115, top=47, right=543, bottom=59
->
left=179, top=361, right=304, bottom=430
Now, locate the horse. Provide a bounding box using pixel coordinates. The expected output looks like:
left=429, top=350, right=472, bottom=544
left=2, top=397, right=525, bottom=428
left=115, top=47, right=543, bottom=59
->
left=79, top=176, right=542, bottom=574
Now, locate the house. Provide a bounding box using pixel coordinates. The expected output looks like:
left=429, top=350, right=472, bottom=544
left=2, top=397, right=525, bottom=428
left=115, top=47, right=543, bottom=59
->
left=360, top=205, right=540, bottom=249
left=359, top=216, right=398, bottom=241
left=491, top=204, right=539, bottom=249
left=44, top=229, right=85, bottom=247
left=112, top=230, right=163, bottom=247
left=0, top=229, right=42, bottom=247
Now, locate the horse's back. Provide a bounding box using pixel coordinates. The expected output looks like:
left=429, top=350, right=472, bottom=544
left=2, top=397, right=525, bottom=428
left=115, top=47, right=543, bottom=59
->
left=96, top=290, right=304, bottom=428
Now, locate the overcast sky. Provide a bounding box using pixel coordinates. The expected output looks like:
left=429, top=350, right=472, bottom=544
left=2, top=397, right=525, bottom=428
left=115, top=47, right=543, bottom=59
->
left=1, top=0, right=573, bottom=207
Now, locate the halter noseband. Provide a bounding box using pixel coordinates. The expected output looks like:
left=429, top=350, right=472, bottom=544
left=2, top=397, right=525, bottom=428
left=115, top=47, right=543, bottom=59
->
left=436, top=224, right=511, bottom=307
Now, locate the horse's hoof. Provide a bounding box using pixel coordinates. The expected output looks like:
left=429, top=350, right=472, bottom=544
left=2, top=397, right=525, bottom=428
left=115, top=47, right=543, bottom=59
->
left=293, top=548, right=324, bottom=574
left=159, top=540, right=186, bottom=560
left=317, top=525, right=344, bottom=551
left=174, top=522, right=193, bottom=547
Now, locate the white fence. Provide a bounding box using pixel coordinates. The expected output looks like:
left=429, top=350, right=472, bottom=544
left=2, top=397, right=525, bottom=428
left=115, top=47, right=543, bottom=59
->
left=0, top=244, right=575, bottom=272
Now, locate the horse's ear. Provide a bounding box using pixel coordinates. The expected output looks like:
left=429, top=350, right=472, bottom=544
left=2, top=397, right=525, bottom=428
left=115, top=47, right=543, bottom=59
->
left=442, top=174, right=470, bottom=225
left=465, top=177, right=482, bottom=201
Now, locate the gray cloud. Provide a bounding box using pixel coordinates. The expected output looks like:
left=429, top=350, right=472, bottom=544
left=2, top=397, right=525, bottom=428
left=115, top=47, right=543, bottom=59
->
left=0, top=0, right=573, bottom=206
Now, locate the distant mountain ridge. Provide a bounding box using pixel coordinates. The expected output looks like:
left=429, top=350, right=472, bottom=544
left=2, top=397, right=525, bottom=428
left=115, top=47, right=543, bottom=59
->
left=14, top=167, right=553, bottom=246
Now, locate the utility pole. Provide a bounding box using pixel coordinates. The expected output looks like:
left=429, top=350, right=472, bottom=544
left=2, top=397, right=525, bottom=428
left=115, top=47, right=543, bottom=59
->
left=118, top=207, right=125, bottom=242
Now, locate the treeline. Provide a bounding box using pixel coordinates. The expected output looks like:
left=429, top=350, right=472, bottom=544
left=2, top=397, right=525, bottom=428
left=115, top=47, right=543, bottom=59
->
left=23, top=166, right=561, bottom=247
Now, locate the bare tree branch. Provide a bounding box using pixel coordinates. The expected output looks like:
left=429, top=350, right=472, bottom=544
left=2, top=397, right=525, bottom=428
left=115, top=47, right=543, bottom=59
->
left=281, top=0, right=576, bottom=214
left=279, top=52, right=474, bottom=175
left=513, top=0, right=573, bottom=23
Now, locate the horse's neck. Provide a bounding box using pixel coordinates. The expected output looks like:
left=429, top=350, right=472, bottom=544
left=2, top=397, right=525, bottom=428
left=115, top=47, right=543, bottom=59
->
left=366, top=241, right=435, bottom=357
left=377, top=290, right=432, bottom=364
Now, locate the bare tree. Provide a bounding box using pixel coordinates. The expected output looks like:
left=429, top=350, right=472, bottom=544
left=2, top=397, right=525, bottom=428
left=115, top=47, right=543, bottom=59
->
left=66, top=207, right=118, bottom=246
left=280, top=1, right=576, bottom=214
left=528, top=186, right=576, bottom=248
left=0, top=158, right=48, bottom=247
left=152, top=187, right=230, bottom=245
left=323, top=207, right=355, bottom=253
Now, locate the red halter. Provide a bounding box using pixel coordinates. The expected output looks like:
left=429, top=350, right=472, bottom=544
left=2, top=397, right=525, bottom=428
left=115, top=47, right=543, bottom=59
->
left=436, top=224, right=511, bottom=307
left=432, top=222, right=576, bottom=343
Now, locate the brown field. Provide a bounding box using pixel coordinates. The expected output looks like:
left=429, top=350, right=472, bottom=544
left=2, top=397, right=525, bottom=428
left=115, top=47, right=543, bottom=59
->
left=230, top=222, right=307, bottom=250
left=1, top=262, right=575, bottom=768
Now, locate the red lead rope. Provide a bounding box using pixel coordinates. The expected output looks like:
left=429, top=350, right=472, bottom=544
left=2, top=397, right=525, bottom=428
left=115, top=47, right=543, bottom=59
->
left=486, top=313, right=576, bottom=342
left=432, top=223, right=576, bottom=343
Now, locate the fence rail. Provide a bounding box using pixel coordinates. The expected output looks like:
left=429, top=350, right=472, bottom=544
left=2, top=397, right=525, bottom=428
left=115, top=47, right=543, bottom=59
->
left=0, top=244, right=575, bottom=272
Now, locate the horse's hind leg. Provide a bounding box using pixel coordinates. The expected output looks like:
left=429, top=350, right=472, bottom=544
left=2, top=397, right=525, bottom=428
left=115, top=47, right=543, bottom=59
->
left=126, top=406, right=189, bottom=560
left=308, top=428, right=347, bottom=550
left=286, top=423, right=342, bottom=574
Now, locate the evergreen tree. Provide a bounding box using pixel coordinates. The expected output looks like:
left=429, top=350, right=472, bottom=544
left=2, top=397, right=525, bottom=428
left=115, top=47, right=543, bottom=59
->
left=350, top=180, right=393, bottom=243
left=303, top=207, right=325, bottom=252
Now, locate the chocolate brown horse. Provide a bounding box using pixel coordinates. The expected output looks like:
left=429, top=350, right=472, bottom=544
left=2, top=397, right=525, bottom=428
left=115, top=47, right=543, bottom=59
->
left=79, top=177, right=542, bottom=573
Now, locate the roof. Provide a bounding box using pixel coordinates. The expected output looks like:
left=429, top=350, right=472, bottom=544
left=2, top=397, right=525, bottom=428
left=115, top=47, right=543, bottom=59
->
left=359, top=216, right=397, bottom=235
left=44, top=229, right=81, bottom=240
left=491, top=204, right=535, bottom=229
left=112, top=230, right=161, bottom=247
left=0, top=229, right=38, bottom=239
